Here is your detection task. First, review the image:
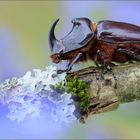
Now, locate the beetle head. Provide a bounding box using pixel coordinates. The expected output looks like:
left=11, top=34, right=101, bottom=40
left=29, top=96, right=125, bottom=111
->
left=50, top=49, right=64, bottom=63
left=49, top=17, right=94, bottom=63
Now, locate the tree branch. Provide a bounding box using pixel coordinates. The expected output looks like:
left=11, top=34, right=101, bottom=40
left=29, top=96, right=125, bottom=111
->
left=0, top=63, right=140, bottom=123
left=68, top=63, right=140, bottom=122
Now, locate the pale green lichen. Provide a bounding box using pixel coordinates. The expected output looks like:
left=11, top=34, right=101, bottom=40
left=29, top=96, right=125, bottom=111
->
left=0, top=66, right=76, bottom=123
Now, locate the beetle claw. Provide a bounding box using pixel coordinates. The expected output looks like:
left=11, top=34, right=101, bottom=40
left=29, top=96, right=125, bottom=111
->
left=57, top=68, right=70, bottom=74
left=57, top=69, right=66, bottom=74
left=67, top=66, right=72, bottom=72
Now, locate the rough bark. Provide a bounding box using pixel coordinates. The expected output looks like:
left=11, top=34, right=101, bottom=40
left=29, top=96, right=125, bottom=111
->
left=68, top=63, right=140, bottom=122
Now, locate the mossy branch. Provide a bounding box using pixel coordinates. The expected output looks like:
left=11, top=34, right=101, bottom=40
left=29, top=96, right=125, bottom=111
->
left=1, top=63, right=140, bottom=123
left=68, top=63, right=140, bottom=122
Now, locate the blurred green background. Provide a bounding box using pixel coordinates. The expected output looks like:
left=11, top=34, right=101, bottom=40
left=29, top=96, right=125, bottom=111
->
left=0, top=1, right=140, bottom=139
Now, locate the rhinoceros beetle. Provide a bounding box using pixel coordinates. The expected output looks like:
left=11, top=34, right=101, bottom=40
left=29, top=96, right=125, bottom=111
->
left=49, top=17, right=140, bottom=73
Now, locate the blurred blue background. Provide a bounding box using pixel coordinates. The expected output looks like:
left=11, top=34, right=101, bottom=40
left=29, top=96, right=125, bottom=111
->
left=0, top=1, right=140, bottom=139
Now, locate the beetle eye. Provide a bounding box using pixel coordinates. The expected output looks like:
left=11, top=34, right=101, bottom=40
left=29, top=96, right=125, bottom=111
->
left=72, top=19, right=80, bottom=25
left=74, top=22, right=80, bottom=26
left=71, top=18, right=76, bottom=23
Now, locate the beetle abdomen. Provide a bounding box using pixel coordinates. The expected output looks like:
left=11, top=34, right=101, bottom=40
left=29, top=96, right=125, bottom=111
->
left=97, top=20, right=140, bottom=42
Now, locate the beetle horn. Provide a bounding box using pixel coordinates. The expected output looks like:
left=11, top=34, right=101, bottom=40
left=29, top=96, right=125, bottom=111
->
left=49, top=18, right=59, bottom=52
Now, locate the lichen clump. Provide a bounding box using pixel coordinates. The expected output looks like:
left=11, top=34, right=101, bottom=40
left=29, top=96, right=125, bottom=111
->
left=0, top=65, right=90, bottom=123
left=0, top=66, right=76, bottom=123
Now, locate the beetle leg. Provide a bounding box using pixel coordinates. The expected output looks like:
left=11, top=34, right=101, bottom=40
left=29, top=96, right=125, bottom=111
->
left=67, top=52, right=83, bottom=72
left=117, top=48, right=140, bottom=60
left=57, top=53, right=82, bottom=74
left=96, top=50, right=111, bottom=71
left=96, top=49, right=117, bottom=88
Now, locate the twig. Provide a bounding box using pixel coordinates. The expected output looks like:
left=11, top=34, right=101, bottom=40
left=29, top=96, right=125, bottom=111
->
left=68, top=63, right=140, bottom=122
